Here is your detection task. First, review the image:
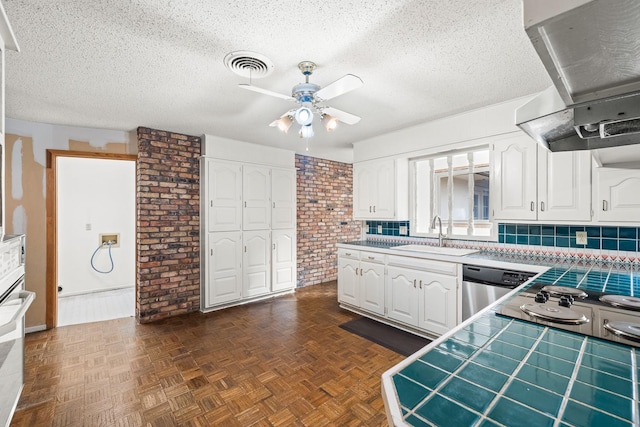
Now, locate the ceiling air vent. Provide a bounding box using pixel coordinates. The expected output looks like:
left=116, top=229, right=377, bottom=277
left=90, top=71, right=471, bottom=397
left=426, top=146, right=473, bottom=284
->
left=223, top=51, right=274, bottom=79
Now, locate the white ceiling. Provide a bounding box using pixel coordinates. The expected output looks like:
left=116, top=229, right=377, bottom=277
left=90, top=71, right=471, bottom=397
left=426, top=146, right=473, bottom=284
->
left=4, top=0, right=552, bottom=163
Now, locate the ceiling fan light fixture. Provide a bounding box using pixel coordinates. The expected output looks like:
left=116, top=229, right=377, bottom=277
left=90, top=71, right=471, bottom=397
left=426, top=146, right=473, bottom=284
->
left=294, top=107, right=313, bottom=126
left=299, top=124, right=314, bottom=139
left=270, top=115, right=293, bottom=133
left=322, top=114, right=339, bottom=132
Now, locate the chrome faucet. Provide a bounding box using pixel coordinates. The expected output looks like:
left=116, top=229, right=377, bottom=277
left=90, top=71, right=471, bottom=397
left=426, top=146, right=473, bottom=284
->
left=431, top=215, right=446, bottom=247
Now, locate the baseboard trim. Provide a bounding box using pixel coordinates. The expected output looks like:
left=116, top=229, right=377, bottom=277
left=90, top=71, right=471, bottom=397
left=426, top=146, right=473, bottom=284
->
left=25, top=324, right=47, bottom=334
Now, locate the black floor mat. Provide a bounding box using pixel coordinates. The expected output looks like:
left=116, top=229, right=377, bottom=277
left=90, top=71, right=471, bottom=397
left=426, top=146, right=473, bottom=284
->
left=339, top=317, right=431, bottom=357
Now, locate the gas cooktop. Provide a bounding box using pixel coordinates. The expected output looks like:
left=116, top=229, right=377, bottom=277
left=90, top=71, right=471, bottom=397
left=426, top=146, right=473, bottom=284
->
left=497, top=282, right=640, bottom=347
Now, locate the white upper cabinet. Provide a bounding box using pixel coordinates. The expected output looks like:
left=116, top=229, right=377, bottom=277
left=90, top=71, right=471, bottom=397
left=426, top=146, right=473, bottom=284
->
left=271, top=168, right=296, bottom=230
left=353, top=158, right=408, bottom=220
left=594, top=167, right=640, bottom=222
left=205, top=159, right=242, bottom=231
left=243, top=165, right=271, bottom=230
left=493, top=134, right=591, bottom=222
left=538, top=149, right=591, bottom=221
left=492, top=134, right=538, bottom=221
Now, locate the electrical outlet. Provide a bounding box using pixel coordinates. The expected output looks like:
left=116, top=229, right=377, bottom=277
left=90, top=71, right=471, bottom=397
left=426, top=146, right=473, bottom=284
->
left=399, top=225, right=408, bottom=235
left=576, top=231, right=587, bottom=245
left=377, top=225, right=383, bottom=233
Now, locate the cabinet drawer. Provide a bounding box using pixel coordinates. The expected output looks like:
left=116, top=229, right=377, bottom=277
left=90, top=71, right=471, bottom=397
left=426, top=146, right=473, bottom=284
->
left=338, top=249, right=360, bottom=260
left=387, top=255, right=458, bottom=276
left=359, top=251, right=385, bottom=264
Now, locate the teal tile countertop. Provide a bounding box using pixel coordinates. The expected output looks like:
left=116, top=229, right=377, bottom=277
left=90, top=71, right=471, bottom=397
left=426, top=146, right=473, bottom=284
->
left=382, top=262, right=640, bottom=426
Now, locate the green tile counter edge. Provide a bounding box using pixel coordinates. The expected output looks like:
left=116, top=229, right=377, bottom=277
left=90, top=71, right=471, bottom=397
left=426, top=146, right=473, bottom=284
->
left=381, top=262, right=640, bottom=427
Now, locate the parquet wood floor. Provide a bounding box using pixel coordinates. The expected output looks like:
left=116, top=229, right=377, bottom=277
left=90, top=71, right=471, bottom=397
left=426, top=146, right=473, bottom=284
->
left=11, top=281, right=404, bottom=426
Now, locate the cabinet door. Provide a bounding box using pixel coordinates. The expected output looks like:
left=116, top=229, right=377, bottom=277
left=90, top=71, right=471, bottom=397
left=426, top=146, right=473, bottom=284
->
left=338, top=256, right=359, bottom=306
left=373, top=160, right=395, bottom=219
left=492, top=136, right=537, bottom=220
left=243, top=165, right=271, bottom=230
left=538, top=149, right=591, bottom=221
left=360, top=261, right=385, bottom=316
left=594, top=168, right=640, bottom=222
left=207, top=232, right=242, bottom=306
left=272, top=229, right=296, bottom=292
left=272, top=168, right=296, bottom=230
left=206, top=160, right=242, bottom=231
left=418, top=272, right=458, bottom=336
left=386, top=266, right=419, bottom=327
left=353, top=163, right=375, bottom=219
left=243, top=230, right=271, bottom=298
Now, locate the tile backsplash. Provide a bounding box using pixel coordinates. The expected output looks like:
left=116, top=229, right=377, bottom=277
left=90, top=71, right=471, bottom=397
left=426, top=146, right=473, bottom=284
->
left=366, top=221, right=640, bottom=253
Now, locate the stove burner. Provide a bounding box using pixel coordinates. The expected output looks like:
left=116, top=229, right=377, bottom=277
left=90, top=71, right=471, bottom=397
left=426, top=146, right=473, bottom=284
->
left=540, top=285, right=588, bottom=299
left=520, top=303, right=589, bottom=325
left=604, top=320, right=640, bottom=342
left=600, top=295, right=640, bottom=311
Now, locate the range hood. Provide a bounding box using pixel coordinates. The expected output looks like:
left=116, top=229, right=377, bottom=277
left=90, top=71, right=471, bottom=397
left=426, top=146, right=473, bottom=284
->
left=516, top=0, right=640, bottom=152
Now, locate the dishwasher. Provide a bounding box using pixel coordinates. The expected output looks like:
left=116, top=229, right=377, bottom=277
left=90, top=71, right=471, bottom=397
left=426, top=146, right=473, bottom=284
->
left=461, top=264, right=535, bottom=321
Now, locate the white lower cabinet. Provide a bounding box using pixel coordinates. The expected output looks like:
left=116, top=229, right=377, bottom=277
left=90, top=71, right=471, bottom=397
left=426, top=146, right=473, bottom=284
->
left=337, top=249, right=385, bottom=316
left=243, top=230, right=271, bottom=298
left=272, top=229, right=296, bottom=292
left=206, top=232, right=242, bottom=306
left=204, top=229, right=296, bottom=309
left=338, top=250, right=460, bottom=337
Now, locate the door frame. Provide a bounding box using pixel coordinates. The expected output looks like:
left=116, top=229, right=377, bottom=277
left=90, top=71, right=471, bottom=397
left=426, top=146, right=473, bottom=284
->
left=45, top=150, right=137, bottom=328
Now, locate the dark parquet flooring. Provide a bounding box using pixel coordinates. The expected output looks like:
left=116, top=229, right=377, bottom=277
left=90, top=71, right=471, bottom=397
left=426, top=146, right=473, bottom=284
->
left=11, top=281, right=404, bottom=426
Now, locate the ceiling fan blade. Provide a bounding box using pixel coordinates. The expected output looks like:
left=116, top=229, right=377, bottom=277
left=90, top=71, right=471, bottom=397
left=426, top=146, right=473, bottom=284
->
left=323, top=107, right=361, bottom=125
left=238, top=84, right=293, bottom=101
left=315, top=74, right=363, bottom=101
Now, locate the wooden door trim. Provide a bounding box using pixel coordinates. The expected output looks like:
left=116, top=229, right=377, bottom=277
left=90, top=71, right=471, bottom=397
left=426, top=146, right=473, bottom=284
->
left=45, top=150, right=137, bottom=329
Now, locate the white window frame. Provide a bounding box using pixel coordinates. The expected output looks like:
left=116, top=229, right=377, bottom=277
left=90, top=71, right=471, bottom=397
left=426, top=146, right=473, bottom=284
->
left=409, top=146, right=497, bottom=242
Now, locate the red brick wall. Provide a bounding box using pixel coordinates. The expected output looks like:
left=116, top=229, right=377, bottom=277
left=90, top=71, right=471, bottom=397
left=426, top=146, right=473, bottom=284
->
left=137, top=127, right=201, bottom=322
left=296, top=155, right=361, bottom=287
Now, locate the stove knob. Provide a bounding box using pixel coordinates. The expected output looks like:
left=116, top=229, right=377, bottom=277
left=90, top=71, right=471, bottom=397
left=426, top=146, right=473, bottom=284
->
left=535, top=292, right=548, bottom=303
left=559, top=296, right=572, bottom=307
left=541, top=290, right=550, bottom=300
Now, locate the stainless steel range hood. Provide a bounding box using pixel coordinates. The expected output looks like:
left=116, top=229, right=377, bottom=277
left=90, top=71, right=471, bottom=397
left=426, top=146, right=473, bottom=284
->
left=516, top=0, right=640, bottom=152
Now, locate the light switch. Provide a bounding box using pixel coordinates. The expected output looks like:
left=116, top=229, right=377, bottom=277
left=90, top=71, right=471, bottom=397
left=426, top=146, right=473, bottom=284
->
left=576, top=231, right=587, bottom=245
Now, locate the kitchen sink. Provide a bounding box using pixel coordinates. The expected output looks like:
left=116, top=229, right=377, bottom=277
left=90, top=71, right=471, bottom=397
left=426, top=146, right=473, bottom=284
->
left=392, top=244, right=479, bottom=256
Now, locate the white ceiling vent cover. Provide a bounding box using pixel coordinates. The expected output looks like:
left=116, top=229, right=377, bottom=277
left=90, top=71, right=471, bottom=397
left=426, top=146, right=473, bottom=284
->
left=224, top=51, right=274, bottom=79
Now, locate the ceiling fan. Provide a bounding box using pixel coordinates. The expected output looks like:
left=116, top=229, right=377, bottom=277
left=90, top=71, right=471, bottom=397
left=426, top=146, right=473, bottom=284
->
left=239, top=61, right=363, bottom=138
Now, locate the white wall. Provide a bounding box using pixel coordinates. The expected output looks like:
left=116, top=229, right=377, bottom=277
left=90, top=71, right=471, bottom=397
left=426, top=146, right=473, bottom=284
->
left=352, top=95, right=535, bottom=162
left=57, top=156, right=135, bottom=295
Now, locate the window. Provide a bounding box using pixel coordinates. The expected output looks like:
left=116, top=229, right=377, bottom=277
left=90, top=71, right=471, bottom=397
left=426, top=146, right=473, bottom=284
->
left=411, top=147, right=494, bottom=240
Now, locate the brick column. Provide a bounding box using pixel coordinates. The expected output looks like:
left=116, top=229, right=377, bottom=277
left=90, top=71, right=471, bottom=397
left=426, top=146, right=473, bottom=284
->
left=296, top=155, right=362, bottom=287
left=137, top=127, right=201, bottom=322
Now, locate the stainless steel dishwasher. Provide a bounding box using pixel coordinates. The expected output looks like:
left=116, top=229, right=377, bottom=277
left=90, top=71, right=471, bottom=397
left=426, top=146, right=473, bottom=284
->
left=461, top=264, right=535, bottom=321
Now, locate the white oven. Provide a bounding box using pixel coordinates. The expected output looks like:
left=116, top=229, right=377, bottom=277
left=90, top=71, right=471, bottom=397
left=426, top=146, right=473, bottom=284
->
left=0, top=236, right=32, bottom=427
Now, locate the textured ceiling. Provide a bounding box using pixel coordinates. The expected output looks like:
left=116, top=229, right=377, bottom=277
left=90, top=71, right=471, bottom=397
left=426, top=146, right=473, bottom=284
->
left=4, top=0, right=551, bottom=162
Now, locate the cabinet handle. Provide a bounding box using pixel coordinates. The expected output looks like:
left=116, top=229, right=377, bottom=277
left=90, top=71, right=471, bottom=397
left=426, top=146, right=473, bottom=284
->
left=210, top=201, right=213, bottom=207
left=369, top=206, right=372, bottom=213
left=530, top=201, right=535, bottom=211
left=345, top=252, right=351, bottom=256
left=355, top=268, right=358, bottom=275
left=273, top=202, right=276, bottom=208
left=244, top=201, right=247, bottom=207
left=373, top=206, right=376, bottom=213
left=413, top=279, right=416, bottom=288
left=419, top=280, right=422, bottom=289
left=360, top=269, right=363, bottom=276
left=602, top=200, right=608, bottom=211
left=273, top=243, right=276, bottom=250
left=244, top=246, right=247, bottom=253
left=368, top=256, right=375, bottom=260
left=210, top=249, right=213, bottom=256
left=540, top=201, right=545, bottom=212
